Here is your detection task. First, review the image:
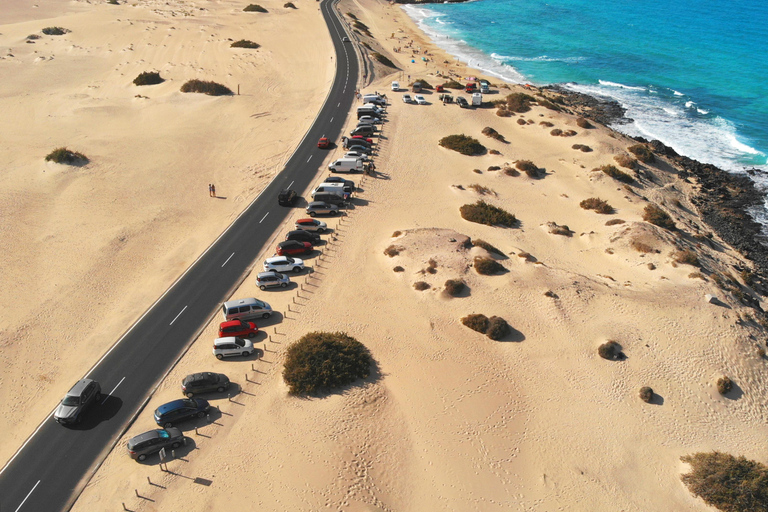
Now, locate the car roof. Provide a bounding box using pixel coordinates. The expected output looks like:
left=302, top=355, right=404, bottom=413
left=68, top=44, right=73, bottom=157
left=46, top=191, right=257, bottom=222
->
left=156, top=399, right=193, bottom=414
left=296, top=218, right=318, bottom=223
left=308, top=201, right=329, bottom=207
left=66, top=378, right=95, bottom=396
left=257, top=270, right=281, bottom=277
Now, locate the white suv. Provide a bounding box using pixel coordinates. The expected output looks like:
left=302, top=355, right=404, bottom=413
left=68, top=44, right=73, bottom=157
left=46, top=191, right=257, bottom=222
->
left=213, top=337, right=254, bottom=359
left=263, top=256, right=304, bottom=273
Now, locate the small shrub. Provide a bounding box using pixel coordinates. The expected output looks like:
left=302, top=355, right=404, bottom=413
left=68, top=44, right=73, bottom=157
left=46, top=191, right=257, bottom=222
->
left=282, top=331, right=372, bottom=395
left=598, top=164, right=634, bottom=183
left=133, top=71, right=163, bottom=86
left=516, top=118, right=527, bottom=126
left=481, top=127, right=505, bottom=142
left=561, top=129, right=577, bottom=137
left=572, top=144, right=592, bottom=152
left=442, top=80, right=463, bottom=89
left=42, top=27, right=70, bottom=35
left=614, top=153, right=637, bottom=169
left=550, top=128, right=563, bottom=136
left=631, top=240, right=654, bottom=253
left=716, top=376, right=733, bottom=395
left=45, top=147, right=88, bottom=165
left=504, top=92, right=535, bottom=113
left=439, top=134, right=486, bottom=156
left=605, top=219, right=625, bottom=226
left=472, top=168, right=482, bottom=174
left=474, top=256, right=505, bottom=275
left=515, top=160, right=539, bottom=178
left=462, top=314, right=489, bottom=333
left=544, top=290, right=558, bottom=298
left=384, top=245, right=402, bottom=257
left=680, top=451, right=768, bottom=512
left=427, top=258, right=437, bottom=271
left=503, top=167, right=519, bottom=177
left=391, top=230, right=402, bottom=237
left=26, top=34, right=41, bottom=40
left=548, top=223, right=573, bottom=237
left=496, top=108, right=513, bottom=117
left=628, top=144, right=655, bottom=163
left=243, top=4, right=267, bottom=12
left=576, top=117, right=593, bottom=129
left=180, top=80, right=232, bottom=96
left=472, top=239, right=502, bottom=255
left=486, top=316, right=510, bottom=340
left=540, top=121, right=554, bottom=127
left=107, top=0, right=119, bottom=4
left=537, top=98, right=560, bottom=111
left=468, top=184, right=495, bottom=196
left=643, top=204, right=676, bottom=230
left=689, top=272, right=706, bottom=280
left=231, top=39, right=260, bottom=48
left=460, top=200, right=516, bottom=227
left=284, top=2, right=296, bottom=7
left=674, top=250, right=699, bottom=266
left=489, top=149, right=500, bottom=155
left=393, top=266, right=404, bottom=272
left=598, top=340, right=624, bottom=360
left=639, top=387, right=654, bottom=403
left=579, top=197, right=614, bottom=214
left=487, top=165, right=501, bottom=171
left=413, top=281, right=430, bottom=291
left=443, top=279, right=465, bottom=297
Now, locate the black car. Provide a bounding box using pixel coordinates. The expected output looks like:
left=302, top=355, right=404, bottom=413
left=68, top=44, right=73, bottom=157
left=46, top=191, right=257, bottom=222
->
left=154, top=398, right=210, bottom=428
left=278, top=189, right=298, bottom=206
left=127, top=428, right=184, bottom=461
left=181, top=372, right=230, bottom=397
left=456, top=96, right=470, bottom=108
left=285, top=229, right=321, bottom=245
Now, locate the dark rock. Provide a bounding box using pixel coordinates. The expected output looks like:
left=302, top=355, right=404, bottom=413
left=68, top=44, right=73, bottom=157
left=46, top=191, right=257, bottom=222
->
left=543, top=84, right=629, bottom=126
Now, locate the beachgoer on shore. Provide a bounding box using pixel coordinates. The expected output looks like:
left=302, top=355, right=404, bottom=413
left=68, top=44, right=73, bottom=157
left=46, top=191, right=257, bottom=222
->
left=208, top=184, right=213, bottom=197
left=211, top=184, right=216, bottom=197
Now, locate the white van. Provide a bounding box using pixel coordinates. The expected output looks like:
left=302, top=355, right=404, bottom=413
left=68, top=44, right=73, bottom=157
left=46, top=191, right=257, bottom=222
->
left=311, top=183, right=347, bottom=198
left=391, top=81, right=399, bottom=91
left=363, top=94, right=386, bottom=106
left=328, top=157, right=364, bottom=173
left=472, top=92, right=482, bottom=106
left=221, top=298, right=272, bottom=321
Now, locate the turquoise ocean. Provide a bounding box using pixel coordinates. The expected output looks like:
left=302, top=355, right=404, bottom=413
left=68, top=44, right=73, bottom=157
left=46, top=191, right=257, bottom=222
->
left=402, top=0, right=768, bottom=181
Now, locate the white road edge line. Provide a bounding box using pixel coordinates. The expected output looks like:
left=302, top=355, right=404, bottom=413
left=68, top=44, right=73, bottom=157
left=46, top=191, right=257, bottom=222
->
left=307, top=155, right=313, bottom=162
left=288, top=181, right=294, bottom=189
left=260, top=212, right=269, bottom=223
left=14, top=479, right=41, bottom=512
left=169, top=306, right=187, bottom=326
left=102, top=377, right=126, bottom=405
left=221, top=252, right=235, bottom=268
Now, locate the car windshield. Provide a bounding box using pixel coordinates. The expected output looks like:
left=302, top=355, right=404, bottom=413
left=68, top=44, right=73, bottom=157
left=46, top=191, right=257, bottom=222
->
left=182, top=399, right=195, bottom=407
left=61, top=396, right=80, bottom=406
left=235, top=338, right=245, bottom=347
left=285, top=257, right=294, bottom=263
left=158, top=430, right=170, bottom=439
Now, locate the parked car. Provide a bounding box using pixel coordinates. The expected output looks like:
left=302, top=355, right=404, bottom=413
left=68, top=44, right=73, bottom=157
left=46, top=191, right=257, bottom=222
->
left=218, top=319, right=258, bottom=339
left=344, top=151, right=369, bottom=160
left=256, top=271, right=290, bottom=290
left=415, top=95, right=427, bottom=105
left=277, top=240, right=312, bottom=256
left=465, top=82, right=477, bottom=93
left=317, top=137, right=330, bottom=149
left=351, top=125, right=375, bottom=137
left=277, top=189, right=298, bottom=206
left=350, top=135, right=374, bottom=144
left=181, top=372, right=231, bottom=397
left=346, top=145, right=371, bottom=155
left=154, top=398, right=210, bottom=428
left=54, top=379, right=102, bottom=425
left=212, top=337, right=255, bottom=360
left=263, top=256, right=304, bottom=273
left=357, top=116, right=381, bottom=125
left=342, top=36, right=350, bottom=42
left=456, top=96, right=470, bottom=108
left=323, top=177, right=355, bottom=191
left=391, top=81, right=399, bottom=91
left=221, top=298, right=272, bottom=321
left=285, top=229, right=321, bottom=245
left=307, top=201, right=339, bottom=217
left=294, top=218, right=327, bottom=233
left=127, top=428, right=184, bottom=461
left=402, top=94, right=413, bottom=103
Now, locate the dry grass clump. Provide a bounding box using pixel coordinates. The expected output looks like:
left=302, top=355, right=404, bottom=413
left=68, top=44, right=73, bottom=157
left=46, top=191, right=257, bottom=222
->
left=243, top=4, right=267, bottom=11
left=579, top=197, right=614, bottom=214
left=282, top=331, right=372, bottom=395
left=474, top=256, right=505, bottom=275
left=426, top=258, right=438, bottom=274
left=486, top=316, right=511, bottom=340
left=231, top=39, right=260, bottom=48
left=503, top=92, right=535, bottom=113
left=180, top=80, right=232, bottom=96
left=413, top=281, right=431, bottom=291
left=598, top=340, right=624, bottom=360
left=481, top=127, right=505, bottom=142
left=284, top=2, right=296, bottom=7
left=383, top=245, right=402, bottom=257
left=515, top=160, right=540, bottom=178
left=472, top=239, right=502, bottom=255
left=517, top=251, right=533, bottom=261
left=42, top=27, right=70, bottom=35
left=539, top=121, right=554, bottom=127
left=674, top=250, right=699, bottom=266
left=614, top=153, right=638, bottom=169
left=496, top=108, right=514, bottom=117
left=597, top=164, right=634, bottom=183
left=487, top=165, right=501, bottom=171
left=576, top=117, right=593, bottom=129
left=393, top=266, right=404, bottom=272
left=716, top=376, right=733, bottom=395
left=472, top=168, right=482, bottom=174
left=572, top=144, right=592, bottom=152
left=461, top=314, right=489, bottom=334
left=606, top=218, right=626, bottom=226
left=561, top=129, right=577, bottom=137
left=133, top=71, right=163, bottom=86
left=639, top=386, right=654, bottom=403
left=689, top=272, right=706, bottom=280
left=489, top=149, right=501, bottom=155
left=516, top=118, right=527, bottom=126
left=45, top=147, right=88, bottom=165
left=550, top=128, right=563, bottom=136
left=460, top=201, right=516, bottom=227
left=443, top=279, right=465, bottom=297
left=391, top=230, right=402, bottom=237
left=643, top=204, right=676, bottom=230
left=468, top=183, right=495, bottom=196
left=628, top=144, right=655, bottom=163
left=503, top=167, right=519, bottom=177
left=680, top=451, right=768, bottom=512
left=547, top=222, right=573, bottom=237
left=631, top=240, right=655, bottom=253
left=439, top=134, right=486, bottom=156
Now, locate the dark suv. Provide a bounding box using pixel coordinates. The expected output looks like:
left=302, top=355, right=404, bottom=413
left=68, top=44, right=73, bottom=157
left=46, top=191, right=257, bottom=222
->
left=154, top=398, right=210, bottom=428
left=278, top=189, right=298, bottom=206
left=285, top=229, right=321, bottom=245
left=181, top=372, right=231, bottom=397
left=127, top=428, right=184, bottom=461
left=54, top=378, right=102, bottom=425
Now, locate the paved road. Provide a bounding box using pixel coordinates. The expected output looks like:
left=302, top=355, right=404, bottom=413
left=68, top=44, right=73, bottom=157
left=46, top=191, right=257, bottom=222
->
left=0, top=2, right=359, bottom=510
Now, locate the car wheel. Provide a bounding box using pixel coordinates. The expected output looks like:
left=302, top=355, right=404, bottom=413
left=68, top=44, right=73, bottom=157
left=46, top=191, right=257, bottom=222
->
left=216, top=354, right=224, bottom=360
left=293, top=267, right=302, bottom=273
left=317, top=228, right=325, bottom=233
left=280, top=282, right=287, bottom=288
left=137, top=454, right=147, bottom=462
left=185, top=391, right=194, bottom=398
left=217, top=386, right=225, bottom=393
left=242, top=351, right=250, bottom=357
left=309, top=212, right=316, bottom=217
left=164, top=422, right=173, bottom=428
left=248, top=332, right=256, bottom=338
left=262, top=313, right=271, bottom=319
left=259, top=285, right=266, bottom=291
left=171, top=442, right=181, bottom=449
left=330, top=210, right=338, bottom=216
left=197, top=411, right=206, bottom=418
left=95, top=392, right=102, bottom=401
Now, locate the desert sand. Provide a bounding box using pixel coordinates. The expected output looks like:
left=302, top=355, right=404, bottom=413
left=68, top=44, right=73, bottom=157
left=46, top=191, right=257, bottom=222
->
left=3, top=0, right=768, bottom=511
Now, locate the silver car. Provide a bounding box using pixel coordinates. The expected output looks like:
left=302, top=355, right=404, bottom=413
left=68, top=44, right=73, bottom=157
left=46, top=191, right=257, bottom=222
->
left=54, top=378, right=102, bottom=425
left=256, top=271, right=290, bottom=290
left=263, top=256, right=304, bottom=273
left=306, top=201, right=339, bottom=217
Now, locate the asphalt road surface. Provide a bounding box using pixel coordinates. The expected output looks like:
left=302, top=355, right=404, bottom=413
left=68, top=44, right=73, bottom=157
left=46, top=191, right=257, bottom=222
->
left=0, top=2, right=360, bottom=510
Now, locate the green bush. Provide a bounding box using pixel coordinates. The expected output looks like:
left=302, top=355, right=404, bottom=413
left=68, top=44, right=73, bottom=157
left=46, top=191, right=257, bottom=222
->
left=443, top=279, right=465, bottom=297
left=42, top=27, right=70, bottom=35
left=598, top=164, right=634, bottom=184
left=481, top=127, right=505, bottom=142
left=439, top=134, right=486, bottom=156
left=231, top=39, right=260, bottom=48
left=180, top=79, right=232, bottom=96
left=371, top=53, right=397, bottom=68
left=643, top=204, right=676, bottom=230
left=442, top=80, right=463, bottom=89
left=579, top=197, right=614, bottom=214
left=462, top=314, right=489, bottom=333
left=515, top=160, right=539, bottom=178
left=486, top=316, right=510, bottom=340
left=460, top=201, right=516, bottom=227
left=243, top=4, right=267, bottom=12
left=598, top=340, right=623, bottom=360
left=133, top=71, right=163, bottom=86
left=45, top=147, right=88, bottom=165
left=504, top=92, right=535, bottom=113
left=576, top=117, right=593, bottom=129
left=472, top=239, right=502, bottom=255
left=717, top=376, right=733, bottom=395
left=639, top=386, right=654, bottom=403
left=681, top=451, right=768, bottom=512
left=474, top=256, right=505, bottom=275
left=628, top=144, right=655, bottom=163
left=282, top=332, right=373, bottom=395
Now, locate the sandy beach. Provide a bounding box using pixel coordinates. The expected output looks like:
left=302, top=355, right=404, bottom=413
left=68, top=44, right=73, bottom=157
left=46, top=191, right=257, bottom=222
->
left=3, top=0, right=768, bottom=510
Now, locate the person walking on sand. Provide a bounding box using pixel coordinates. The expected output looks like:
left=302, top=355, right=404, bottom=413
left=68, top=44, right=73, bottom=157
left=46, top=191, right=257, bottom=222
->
left=208, top=183, right=213, bottom=197
left=211, top=184, right=216, bottom=198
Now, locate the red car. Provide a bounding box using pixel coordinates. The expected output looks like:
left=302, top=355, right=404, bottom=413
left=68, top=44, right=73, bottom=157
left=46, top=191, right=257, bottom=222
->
left=276, top=240, right=312, bottom=256
left=351, top=135, right=373, bottom=143
left=465, top=82, right=477, bottom=93
left=317, top=137, right=330, bottom=148
left=218, top=319, right=258, bottom=339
